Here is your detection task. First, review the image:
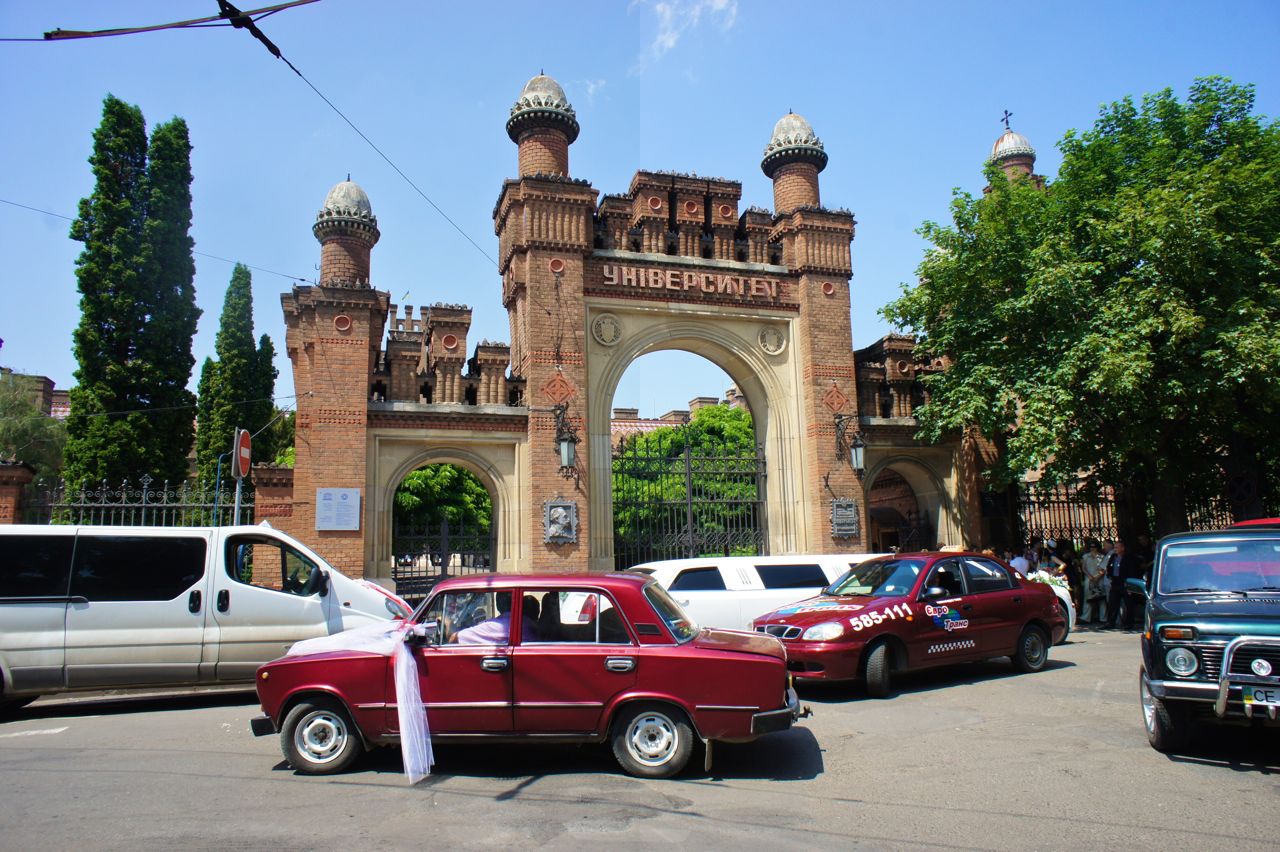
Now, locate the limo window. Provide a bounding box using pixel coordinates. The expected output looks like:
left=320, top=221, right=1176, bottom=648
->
left=0, top=535, right=73, bottom=598
left=669, top=567, right=726, bottom=591
left=226, top=535, right=321, bottom=596
left=756, top=563, right=828, bottom=589
left=70, top=536, right=207, bottom=601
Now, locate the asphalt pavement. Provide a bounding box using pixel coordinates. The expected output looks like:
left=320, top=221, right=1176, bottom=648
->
left=1, top=628, right=1277, bottom=850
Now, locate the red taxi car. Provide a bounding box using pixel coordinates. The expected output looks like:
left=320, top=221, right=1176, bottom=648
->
left=251, top=573, right=801, bottom=778
left=751, top=552, right=1066, bottom=696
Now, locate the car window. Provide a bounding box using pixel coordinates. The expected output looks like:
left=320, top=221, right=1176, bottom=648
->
left=226, top=536, right=321, bottom=597
left=756, top=563, right=828, bottom=589
left=961, top=558, right=1014, bottom=593
left=643, top=582, right=698, bottom=643
left=70, top=535, right=206, bottom=602
left=669, top=567, right=726, bottom=591
left=519, top=589, right=631, bottom=644
left=1159, top=538, right=1280, bottom=594
left=829, top=558, right=925, bottom=596
left=420, top=590, right=514, bottom=645
left=924, top=560, right=966, bottom=597
left=0, top=535, right=73, bottom=598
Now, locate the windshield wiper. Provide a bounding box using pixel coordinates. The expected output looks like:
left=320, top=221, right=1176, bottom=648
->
left=1242, top=586, right=1280, bottom=593
left=1167, top=587, right=1246, bottom=595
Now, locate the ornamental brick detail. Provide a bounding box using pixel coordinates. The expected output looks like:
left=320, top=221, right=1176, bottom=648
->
left=823, top=383, right=849, bottom=413
left=540, top=372, right=576, bottom=404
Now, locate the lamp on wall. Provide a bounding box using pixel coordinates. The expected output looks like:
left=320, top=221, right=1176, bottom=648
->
left=834, top=413, right=866, bottom=477
left=552, top=403, right=578, bottom=476
left=849, top=431, right=866, bottom=477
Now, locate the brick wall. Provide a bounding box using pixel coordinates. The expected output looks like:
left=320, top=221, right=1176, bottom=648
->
left=517, top=129, right=570, bottom=176
left=771, top=162, right=821, bottom=212
left=319, top=237, right=371, bottom=286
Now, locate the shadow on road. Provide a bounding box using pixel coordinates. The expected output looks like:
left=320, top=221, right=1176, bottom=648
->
left=3, top=689, right=258, bottom=722
left=1164, top=726, right=1280, bottom=774
left=308, top=724, right=823, bottom=785
left=797, top=657, right=1076, bottom=704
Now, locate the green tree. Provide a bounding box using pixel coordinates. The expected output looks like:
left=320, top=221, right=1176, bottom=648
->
left=885, top=77, right=1280, bottom=536
left=64, top=95, right=201, bottom=487
left=0, top=374, right=67, bottom=481
left=195, top=263, right=277, bottom=487
left=394, top=464, right=492, bottom=533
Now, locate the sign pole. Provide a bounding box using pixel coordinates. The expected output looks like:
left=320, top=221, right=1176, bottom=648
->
left=233, top=476, right=244, bottom=527
left=231, top=427, right=252, bottom=527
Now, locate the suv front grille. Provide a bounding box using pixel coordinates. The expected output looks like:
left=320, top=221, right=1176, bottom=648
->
left=756, top=624, right=802, bottom=640
left=1228, top=644, right=1280, bottom=676
left=1194, top=643, right=1224, bottom=680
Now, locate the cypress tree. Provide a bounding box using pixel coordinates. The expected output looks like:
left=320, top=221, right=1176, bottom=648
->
left=195, top=263, right=276, bottom=488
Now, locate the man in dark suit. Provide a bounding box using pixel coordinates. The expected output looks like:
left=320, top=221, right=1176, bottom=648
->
left=1104, top=540, right=1143, bottom=631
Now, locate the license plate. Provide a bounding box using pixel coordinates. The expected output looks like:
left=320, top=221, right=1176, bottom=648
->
left=1244, top=686, right=1280, bottom=706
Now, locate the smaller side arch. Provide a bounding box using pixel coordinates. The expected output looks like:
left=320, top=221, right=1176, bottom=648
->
left=864, top=454, right=957, bottom=550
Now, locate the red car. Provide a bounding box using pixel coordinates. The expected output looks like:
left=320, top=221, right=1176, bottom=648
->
left=750, top=552, right=1066, bottom=696
left=250, top=573, right=801, bottom=778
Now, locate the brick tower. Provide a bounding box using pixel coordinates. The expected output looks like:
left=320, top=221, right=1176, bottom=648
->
left=761, top=112, right=864, bottom=545
left=280, top=179, right=389, bottom=575
left=497, top=74, right=598, bottom=570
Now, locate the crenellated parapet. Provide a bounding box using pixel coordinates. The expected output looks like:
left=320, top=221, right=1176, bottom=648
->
left=855, top=334, right=947, bottom=422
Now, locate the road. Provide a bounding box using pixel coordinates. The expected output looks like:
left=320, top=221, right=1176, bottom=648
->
left=1, top=629, right=1277, bottom=850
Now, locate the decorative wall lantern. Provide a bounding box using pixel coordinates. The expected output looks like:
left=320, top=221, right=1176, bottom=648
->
left=834, top=413, right=866, bottom=477
left=552, top=402, right=579, bottom=477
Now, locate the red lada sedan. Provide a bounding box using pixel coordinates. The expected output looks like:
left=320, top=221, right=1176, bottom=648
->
left=251, top=573, right=801, bottom=778
left=751, top=552, right=1066, bottom=696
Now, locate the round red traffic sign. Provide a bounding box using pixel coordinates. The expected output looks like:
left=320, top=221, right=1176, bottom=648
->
left=235, top=429, right=252, bottom=479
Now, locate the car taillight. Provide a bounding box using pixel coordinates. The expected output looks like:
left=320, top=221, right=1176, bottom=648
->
left=1159, top=626, right=1196, bottom=641
left=579, top=593, right=598, bottom=623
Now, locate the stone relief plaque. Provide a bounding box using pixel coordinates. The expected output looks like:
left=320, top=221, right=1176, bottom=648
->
left=591, top=313, right=623, bottom=347
left=831, top=498, right=860, bottom=539
left=758, top=325, right=786, bottom=355
left=544, top=499, right=578, bottom=544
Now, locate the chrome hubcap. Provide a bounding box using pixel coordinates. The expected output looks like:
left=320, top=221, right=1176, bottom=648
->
left=627, top=712, right=677, bottom=766
left=295, top=710, right=347, bottom=763
left=1140, top=680, right=1157, bottom=732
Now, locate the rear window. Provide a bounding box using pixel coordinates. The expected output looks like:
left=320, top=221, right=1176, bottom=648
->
left=70, top=536, right=207, bottom=602
left=0, top=535, right=73, bottom=598
left=756, top=563, right=828, bottom=589
left=669, top=567, right=726, bottom=591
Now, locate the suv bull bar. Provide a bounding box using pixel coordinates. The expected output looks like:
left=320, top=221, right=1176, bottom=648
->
left=1214, top=635, right=1280, bottom=719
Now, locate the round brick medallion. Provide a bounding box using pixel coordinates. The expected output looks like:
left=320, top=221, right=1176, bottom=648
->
left=548, top=257, right=566, bottom=274
left=684, top=200, right=698, bottom=214
left=648, top=195, right=663, bottom=211
left=442, top=334, right=459, bottom=351
left=333, top=314, right=352, bottom=332
left=822, top=282, right=836, bottom=296
left=719, top=204, right=733, bottom=218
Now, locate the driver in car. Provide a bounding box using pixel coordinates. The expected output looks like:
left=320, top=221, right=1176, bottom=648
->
left=453, top=593, right=539, bottom=645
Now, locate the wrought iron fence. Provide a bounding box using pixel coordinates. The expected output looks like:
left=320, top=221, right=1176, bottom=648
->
left=22, top=476, right=253, bottom=527
left=391, top=517, right=495, bottom=604
left=612, top=429, right=767, bottom=569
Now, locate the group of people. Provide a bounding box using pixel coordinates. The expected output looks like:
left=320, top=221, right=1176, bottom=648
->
left=1000, top=535, right=1154, bottom=631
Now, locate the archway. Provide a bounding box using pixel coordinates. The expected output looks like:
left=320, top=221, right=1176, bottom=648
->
left=863, top=456, right=957, bottom=552
left=388, top=462, right=496, bottom=602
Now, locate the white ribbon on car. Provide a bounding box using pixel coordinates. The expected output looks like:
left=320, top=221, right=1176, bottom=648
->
left=287, top=621, right=435, bottom=783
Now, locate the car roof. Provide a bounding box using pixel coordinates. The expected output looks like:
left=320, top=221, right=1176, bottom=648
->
left=431, top=572, right=650, bottom=593
left=1160, top=527, right=1280, bottom=545
left=1231, top=518, right=1280, bottom=528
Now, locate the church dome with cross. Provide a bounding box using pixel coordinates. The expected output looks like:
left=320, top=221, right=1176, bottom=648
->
left=991, top=128, right=1036, bottom=163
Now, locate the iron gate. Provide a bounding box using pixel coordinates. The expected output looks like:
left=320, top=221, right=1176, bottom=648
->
left=391, top=517, right=494, bottom=604
left=612, top=430, right=767, bottom=570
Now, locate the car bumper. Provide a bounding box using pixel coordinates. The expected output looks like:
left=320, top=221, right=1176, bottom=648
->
left=250, top=714, right=277, bottom=737
left=751, top=687, right=801, bottom=735
left=784, top=643, right=863, bottom=681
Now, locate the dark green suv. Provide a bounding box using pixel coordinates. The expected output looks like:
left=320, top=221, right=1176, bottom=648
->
left=1140, top=521, right=1280, bottom=751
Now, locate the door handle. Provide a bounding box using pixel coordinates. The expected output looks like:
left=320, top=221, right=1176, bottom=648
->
left=188, top=590, right=202, bottom=613
left=217, top=589, right=230, bottom=612
left=605, top=657, right=636, bottom=673
left=961, top=604, right=973, bottom=612
left=1012, top=597, right=1022, bottom=604
left=480, top=657, right=508, bottom=672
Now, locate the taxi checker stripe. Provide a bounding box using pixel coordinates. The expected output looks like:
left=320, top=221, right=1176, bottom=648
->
left=927, top=639, right=975, bottom=654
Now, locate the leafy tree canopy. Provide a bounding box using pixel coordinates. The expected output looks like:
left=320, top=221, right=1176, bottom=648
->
left=394, top=464, right=492, bottom=533
left=0, top=374, right=66, bottom=481
left=885, top=77, right=1280, bottom=534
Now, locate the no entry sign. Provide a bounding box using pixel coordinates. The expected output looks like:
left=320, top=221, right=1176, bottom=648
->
left=234, top=428, right=252, bottom=479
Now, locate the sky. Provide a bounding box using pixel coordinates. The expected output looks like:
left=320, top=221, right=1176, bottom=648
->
left=2, top=0, right=1278, bottom=418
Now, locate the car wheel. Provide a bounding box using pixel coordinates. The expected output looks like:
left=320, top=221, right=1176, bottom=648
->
left=1140, top=673, right=1192, bottom=753
left=1057, top=600, right=1071, bottom=645
left=281, top=698, right=364, bottom=775
left=1012, top=624, right=1050, bottom=673
left=864, top=642, right=893, bottom=698
left=611, top=703, right=693, bottom=779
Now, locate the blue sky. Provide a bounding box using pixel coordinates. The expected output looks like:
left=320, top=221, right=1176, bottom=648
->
left=2, top=1, right=1278, bottom=418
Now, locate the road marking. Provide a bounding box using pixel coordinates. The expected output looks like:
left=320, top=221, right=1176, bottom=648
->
left=0, top=727, right=68, bottom=739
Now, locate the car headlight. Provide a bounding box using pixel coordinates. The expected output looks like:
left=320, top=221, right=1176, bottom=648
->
left=802, top=621, right=845, bottom=641
left=1165, top=646, right=1198, bottom=677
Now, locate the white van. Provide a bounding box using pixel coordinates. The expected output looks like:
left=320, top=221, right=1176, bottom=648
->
left=630, top=553, right=890, bottom=632
left=0, top=525, right=410, bottom=710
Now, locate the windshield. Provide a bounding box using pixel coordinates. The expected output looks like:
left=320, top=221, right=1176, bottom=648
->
left=1158, top=538, right=1280, bottom=594
left=642, top=581, right=698, bottom=643
left=828, top=558, right=925, bottom=597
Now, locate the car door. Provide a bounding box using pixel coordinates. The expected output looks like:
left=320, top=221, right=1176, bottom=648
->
left=64, top=532, right=209, bottom=688
left=959, top=556, right=1024, bottom=655
left=412, top=589, right=513, bottom=733
left=0, top=530, right=75, bottom=692
left=512, top=588, right=636, bottom=734
left=906, top=559, right=978, bottom=667
left=665, top=566, right=740, bottom=629
left=208, top=533, right=329, bottom=681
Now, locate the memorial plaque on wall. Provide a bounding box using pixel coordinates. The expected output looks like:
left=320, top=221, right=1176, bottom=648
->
left=316, top=487, right=361, bottom=531
left=831, top=498, right=860, bottom=539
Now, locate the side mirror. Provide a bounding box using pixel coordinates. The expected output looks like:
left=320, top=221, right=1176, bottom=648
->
left=920, top=586, right=947, bottom=600
left=315, top=570, right=330, bottom=597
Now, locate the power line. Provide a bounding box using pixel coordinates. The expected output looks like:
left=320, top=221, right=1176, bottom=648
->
left=0, top=197, right=312, bottom=283
left=0, top=1, right=319, bottom=42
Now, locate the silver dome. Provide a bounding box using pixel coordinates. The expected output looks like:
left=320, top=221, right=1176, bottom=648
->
left=314, top=178, right=379, bottom=243
left=507, top=73, right=579, bottom=143
left=761, top=111, right=828, bottom=177
left=991, top=129, right=1035, bottom=162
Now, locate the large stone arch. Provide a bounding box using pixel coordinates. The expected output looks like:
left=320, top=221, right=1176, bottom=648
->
left=862, top=453, right=959, bottom=550
left=366, top=440, right=519, bottom=580
left=585, top=308, right=808, bottom=570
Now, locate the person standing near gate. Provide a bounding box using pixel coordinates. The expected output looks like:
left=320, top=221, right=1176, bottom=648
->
left=1104, top=540, right=1142, bottom=631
